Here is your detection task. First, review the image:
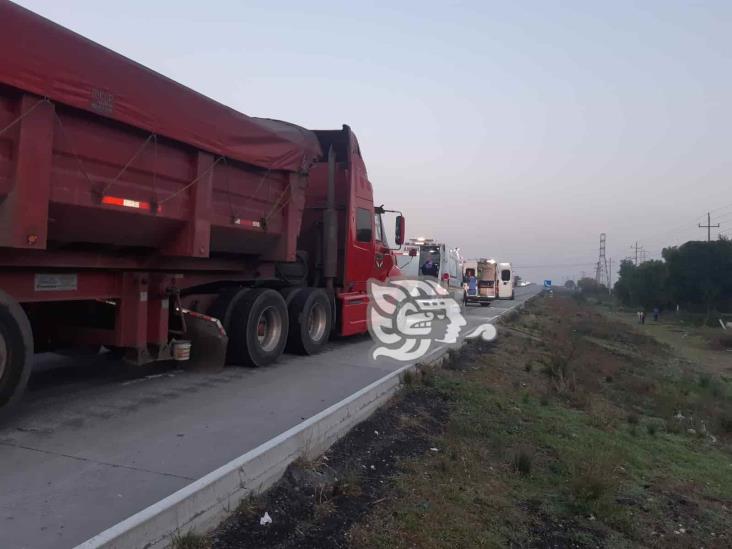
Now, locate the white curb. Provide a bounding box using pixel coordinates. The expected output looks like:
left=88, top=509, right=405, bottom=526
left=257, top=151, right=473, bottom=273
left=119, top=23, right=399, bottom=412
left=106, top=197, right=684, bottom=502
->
left=76, top=293, right=537, bottom=549
left=75, top=351, right=445, bottom=549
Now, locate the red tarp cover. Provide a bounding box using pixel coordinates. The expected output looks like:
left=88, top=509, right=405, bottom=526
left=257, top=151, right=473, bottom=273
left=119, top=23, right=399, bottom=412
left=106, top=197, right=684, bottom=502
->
left=0, top=1, right=322, bottom=172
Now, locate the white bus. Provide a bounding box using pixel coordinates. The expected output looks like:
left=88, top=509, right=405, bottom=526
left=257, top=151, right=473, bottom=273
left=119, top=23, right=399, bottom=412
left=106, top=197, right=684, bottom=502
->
left=497, top=262, right=514, bottom=300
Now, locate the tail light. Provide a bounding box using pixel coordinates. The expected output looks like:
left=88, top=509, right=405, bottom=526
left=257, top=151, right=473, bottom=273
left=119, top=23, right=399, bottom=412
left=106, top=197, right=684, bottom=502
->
left=442, top=273, right=450, bottom=281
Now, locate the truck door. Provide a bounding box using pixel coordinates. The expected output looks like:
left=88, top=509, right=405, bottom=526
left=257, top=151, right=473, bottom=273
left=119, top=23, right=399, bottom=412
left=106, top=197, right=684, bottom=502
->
left=372, top=212, right=394, bottom=282
left=348, top=204, right=375, bottom=293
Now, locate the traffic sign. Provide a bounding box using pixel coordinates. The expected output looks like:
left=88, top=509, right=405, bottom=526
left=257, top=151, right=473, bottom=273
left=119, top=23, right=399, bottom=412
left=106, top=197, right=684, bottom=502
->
left=543, top=280, right=552, bottom=288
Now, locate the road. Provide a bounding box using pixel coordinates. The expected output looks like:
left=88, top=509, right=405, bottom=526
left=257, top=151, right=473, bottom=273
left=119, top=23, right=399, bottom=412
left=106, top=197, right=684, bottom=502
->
left=0, top=285, right=540, bottom=549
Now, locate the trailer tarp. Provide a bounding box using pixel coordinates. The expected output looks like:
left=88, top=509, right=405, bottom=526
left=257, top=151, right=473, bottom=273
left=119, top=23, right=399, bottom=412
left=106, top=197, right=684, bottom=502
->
left=0, top=1, right=322, bottom=172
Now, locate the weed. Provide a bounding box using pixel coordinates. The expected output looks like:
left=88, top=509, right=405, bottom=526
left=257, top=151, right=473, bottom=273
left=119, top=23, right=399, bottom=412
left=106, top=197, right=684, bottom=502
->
left=334, top=468, right=363, bottom=498
left=698, top=374, right=712, bottom=389
left=236, top=495, right=258, bottom=518
left=402, top=370, right=414, bottom=386
left=171, top=531, right=209, bottom=549
left=524, top=362, right=533, bottom=373
left=511, top=447, right=533, bottom=476
left=421, top=368, right=436, bottom=387
left=627, top=413, right=640, bottom=426
left=568, top=450, right=618, bottom=511
left=718, top=413, right=732, bottom=435
left=541, top=328, right=579, bottom=393
left=314, top=498, right=336, bottom=520
left=646, top=422, right=658, bottom=436
left=665, top=417, right=683, bottom=434
left=540, top=394, right=550, bottom=406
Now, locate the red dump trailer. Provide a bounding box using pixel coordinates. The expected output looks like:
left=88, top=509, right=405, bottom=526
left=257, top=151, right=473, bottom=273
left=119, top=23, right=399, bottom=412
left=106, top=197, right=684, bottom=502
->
left=0, top=2, right=405, bottom=412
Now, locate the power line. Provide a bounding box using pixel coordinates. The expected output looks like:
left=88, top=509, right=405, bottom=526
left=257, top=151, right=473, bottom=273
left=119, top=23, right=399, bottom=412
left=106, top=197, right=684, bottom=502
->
left=642, top=202, right=732, bottom=246
left=513, top=261, right=598, bottom=269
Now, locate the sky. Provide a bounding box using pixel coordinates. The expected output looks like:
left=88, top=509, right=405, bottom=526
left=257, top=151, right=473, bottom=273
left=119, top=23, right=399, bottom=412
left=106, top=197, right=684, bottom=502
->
left=14, top=0, right=732, bottom=284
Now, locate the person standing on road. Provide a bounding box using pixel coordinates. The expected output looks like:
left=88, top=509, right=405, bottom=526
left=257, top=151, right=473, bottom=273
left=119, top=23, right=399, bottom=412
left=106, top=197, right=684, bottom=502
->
left=641, top=311, right=646, bottom=324
left=653, top=307, right=659, bottom=322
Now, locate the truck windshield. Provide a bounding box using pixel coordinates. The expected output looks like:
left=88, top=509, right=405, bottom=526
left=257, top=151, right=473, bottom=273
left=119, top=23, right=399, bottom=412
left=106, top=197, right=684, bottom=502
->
left=374, top=213, right=388, bottom=246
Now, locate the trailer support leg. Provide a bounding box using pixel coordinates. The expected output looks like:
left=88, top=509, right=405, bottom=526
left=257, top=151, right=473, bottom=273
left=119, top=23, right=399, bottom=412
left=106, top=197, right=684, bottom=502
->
left=116, top=273, right=149, bottom=362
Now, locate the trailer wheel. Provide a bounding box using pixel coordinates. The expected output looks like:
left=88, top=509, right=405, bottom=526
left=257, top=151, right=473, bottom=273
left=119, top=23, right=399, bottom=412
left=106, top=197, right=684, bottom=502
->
left=286, top=288, right=332, bottom=355
left=0, top=291, right=33, bottom=415
left=228, top=289, right=288, bottom=367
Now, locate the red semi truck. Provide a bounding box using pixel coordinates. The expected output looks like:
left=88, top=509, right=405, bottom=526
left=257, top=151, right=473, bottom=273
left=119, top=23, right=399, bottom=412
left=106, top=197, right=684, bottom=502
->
left=0, top=2, right=405, bottom=412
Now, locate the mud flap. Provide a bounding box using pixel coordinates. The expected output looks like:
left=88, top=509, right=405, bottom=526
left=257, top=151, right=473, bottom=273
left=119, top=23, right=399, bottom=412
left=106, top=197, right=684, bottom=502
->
left=183, top=311, right=228, bottom=372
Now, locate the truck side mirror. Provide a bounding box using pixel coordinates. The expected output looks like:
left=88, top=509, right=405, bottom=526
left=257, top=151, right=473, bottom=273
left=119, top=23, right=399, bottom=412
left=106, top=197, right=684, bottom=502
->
left=395, top=215, right=405, bottom=246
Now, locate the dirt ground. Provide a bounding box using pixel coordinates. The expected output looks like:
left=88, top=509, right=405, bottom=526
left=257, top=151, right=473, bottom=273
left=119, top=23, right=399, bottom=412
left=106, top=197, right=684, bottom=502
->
left=178, top=293, right=732, bottom=549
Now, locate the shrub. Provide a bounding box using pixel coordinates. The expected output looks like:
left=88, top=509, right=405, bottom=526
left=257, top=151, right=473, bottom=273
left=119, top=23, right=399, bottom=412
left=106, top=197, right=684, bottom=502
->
left=512, top=448, right=533, bottom=476
left=719, top=413, right=732, bottom=435
left=568, top=451, right=618, bottom=510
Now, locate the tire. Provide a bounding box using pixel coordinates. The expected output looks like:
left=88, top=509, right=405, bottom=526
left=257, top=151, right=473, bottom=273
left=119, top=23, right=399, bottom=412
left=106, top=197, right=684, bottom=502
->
left=279, top=286, right=304, bottom=306
left=480, top=302, right=490, bottom=307
left=208, top=286, right=249, bottom=328
left=286, top=288, right=332, bottom=355
left=228, top=288, right=288, bottom=367
left=0, top=290, right=33, bottom=416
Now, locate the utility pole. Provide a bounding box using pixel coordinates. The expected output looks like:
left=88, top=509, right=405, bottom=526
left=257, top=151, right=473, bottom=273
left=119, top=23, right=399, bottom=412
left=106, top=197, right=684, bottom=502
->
left=698, top=212, right=720, bottom=242
left=630, top=241, right=642, bottom=265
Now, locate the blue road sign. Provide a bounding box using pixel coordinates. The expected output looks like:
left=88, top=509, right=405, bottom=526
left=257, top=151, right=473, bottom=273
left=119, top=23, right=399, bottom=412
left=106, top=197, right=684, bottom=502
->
left=544, top=280, right=552, bottom=288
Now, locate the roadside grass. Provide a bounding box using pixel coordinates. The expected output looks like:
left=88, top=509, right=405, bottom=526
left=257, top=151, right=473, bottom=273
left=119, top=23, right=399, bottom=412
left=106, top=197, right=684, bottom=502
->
left=171, top=530, right=210, bottom=549
left=349, top=295, right=732, bottom=548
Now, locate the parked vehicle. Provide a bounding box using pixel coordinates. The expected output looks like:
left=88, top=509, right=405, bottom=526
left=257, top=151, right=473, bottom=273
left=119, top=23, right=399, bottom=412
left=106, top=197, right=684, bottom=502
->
left=463, top=259, right=497, bottom=306
left=394, top=244, right=420, bottom=276
left=0, top=2, right=405, bottom=412
left=400, top=238, right=463, bottom=302
left=498, top=262, right=515, bottom=299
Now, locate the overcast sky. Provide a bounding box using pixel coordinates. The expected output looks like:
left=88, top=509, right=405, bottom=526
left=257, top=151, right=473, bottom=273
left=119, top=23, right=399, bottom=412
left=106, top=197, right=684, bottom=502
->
left=15, top=0, right=732, bottom=283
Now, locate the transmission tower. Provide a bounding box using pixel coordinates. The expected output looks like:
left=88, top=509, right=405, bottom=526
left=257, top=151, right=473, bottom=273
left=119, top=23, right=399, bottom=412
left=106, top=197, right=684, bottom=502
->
left=595, top=233, right=609, bottom=287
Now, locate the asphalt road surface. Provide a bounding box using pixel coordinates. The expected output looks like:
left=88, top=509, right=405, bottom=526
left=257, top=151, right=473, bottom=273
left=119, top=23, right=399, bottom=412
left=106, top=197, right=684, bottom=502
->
left=0, top=285, right=541, bottom=549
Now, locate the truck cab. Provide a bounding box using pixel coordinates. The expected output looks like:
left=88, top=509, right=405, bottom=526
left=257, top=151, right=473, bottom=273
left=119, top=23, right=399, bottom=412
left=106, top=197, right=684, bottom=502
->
left=299, top=126, right=404, bottom=336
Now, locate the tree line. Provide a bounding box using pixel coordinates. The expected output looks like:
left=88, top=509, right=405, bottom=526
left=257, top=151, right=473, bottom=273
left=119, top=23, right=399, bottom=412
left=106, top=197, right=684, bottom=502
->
left=613, top=238, right=732, bottom=315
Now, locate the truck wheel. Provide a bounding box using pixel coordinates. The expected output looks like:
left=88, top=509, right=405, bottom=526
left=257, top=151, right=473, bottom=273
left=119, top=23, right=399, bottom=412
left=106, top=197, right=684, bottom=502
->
left=228, top=289, right=288, bottom=367
left=286, top=288, right=332, bottom=355
left=279, top=286, right=303, bottom=306
left=0, top=291, right=33, bottom=415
